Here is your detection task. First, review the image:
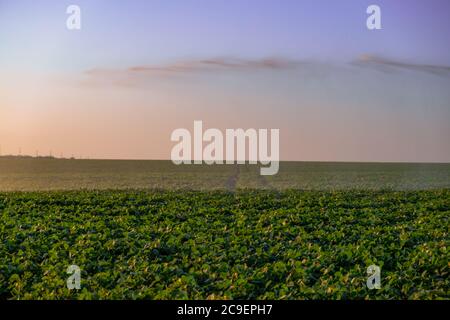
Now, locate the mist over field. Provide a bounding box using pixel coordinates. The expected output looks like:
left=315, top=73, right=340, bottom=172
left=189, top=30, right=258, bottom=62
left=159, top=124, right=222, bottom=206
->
left=1, top=157, right=449, bottom=191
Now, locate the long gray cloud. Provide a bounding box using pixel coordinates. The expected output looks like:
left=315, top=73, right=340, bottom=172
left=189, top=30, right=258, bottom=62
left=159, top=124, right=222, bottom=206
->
left=85, top=57, right=299, bottom=77
left=83, top=55, right=450, bottom=87
left=352, top=54, right=450, bottom=76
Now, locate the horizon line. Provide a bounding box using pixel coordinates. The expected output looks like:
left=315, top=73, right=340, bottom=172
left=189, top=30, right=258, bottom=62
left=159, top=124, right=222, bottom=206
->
left=1, top=155, right=449, bottom=165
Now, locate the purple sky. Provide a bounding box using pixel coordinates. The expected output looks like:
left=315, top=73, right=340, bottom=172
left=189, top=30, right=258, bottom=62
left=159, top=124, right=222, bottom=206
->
left=1, top=0, right=450, bottom=69
left=0, top=0, right=449, bottom=161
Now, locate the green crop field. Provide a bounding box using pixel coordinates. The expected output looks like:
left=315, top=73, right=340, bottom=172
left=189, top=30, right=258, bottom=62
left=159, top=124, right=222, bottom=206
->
left=0, top=157, right=449, bottom=299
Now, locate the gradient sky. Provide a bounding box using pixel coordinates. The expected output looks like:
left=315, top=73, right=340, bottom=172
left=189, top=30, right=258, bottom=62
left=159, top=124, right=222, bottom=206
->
left=1, top=0, right=449, bottom=161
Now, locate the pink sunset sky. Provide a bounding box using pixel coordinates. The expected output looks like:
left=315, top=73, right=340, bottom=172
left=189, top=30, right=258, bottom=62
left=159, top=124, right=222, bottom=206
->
left=1, top=0, right=450, bottom=162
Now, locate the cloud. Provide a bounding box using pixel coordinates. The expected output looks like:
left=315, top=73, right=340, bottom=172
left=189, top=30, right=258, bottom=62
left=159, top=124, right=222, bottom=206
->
left=82, top=57, right=305, bottom=87
left=353, top=54, right=450, bottom=76
left=82, top=54, right=450, bottom=88
left=85, top=57, right=298, bottom=77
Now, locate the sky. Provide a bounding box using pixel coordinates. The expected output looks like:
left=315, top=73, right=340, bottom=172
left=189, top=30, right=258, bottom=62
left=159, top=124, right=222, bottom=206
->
left=0, top=0, right=449, bottom=162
